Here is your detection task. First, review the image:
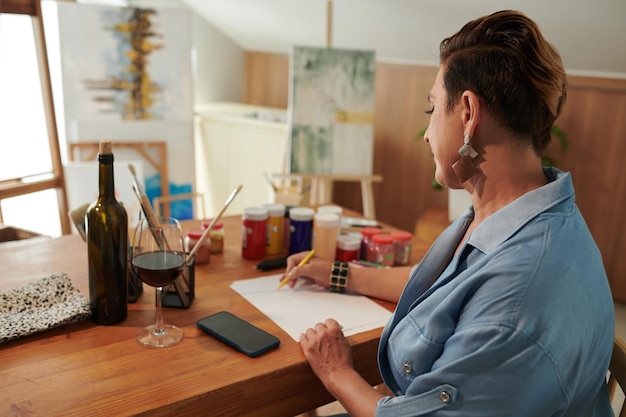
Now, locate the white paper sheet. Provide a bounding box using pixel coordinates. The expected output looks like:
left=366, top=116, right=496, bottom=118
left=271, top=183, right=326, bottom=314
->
left=230, top=275, right=393, bottom=341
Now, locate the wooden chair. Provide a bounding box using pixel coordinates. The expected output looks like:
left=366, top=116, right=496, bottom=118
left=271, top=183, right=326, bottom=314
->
left=609, top=336, right=626, bottom=416
left=154, top=192, right=205, bottom=220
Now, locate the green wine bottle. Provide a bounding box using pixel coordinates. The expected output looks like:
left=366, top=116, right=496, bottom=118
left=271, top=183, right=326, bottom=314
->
left=86, top=140, right=128, bottom=325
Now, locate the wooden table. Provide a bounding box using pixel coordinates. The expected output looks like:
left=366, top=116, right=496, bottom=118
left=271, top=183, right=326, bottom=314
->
left=0, top=211, right=443, bottom=417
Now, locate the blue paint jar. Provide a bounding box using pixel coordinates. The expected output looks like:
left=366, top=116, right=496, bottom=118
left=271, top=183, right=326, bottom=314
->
left=288, top=207, right=315, bottom=255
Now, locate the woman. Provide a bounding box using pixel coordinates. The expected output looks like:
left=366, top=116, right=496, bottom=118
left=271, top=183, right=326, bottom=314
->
left=283, top=10, right=615, bottom=417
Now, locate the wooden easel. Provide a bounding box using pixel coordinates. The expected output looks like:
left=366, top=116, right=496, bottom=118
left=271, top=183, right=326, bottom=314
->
left=272, top=173, right=382, bottom=219
left=0, top=0, right=71, bottom=233
left=281, top=1, right=382, bottom=221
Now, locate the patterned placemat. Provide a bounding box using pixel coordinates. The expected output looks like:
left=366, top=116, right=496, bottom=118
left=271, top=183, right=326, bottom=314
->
left=1, top=272, right=91, bottom=344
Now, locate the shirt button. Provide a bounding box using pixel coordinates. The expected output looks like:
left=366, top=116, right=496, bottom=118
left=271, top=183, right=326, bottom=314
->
left=439, top=391, right=451, bottom=403
left=402, top=363, right=412, bottom=374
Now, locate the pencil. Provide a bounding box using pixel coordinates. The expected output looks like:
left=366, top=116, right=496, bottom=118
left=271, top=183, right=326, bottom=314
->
left=277, top=249, right=316, bottom=290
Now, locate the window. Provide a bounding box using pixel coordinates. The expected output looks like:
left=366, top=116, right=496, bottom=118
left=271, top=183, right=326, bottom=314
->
left=0, top=5, right=69, bottom=238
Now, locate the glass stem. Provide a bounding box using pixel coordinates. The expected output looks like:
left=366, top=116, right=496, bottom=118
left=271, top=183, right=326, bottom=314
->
left=154, top=287, right=165, bottom=336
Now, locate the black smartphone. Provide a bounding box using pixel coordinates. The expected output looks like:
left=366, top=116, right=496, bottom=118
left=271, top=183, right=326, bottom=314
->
left=196, top=311, right=280, bottom=358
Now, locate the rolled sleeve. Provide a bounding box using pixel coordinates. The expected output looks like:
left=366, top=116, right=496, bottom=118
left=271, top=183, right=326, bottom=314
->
left=377, top=384, right=458, bottom=416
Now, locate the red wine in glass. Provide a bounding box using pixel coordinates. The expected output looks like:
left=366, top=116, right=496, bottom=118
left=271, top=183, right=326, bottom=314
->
left=132, top=216, right=186, bottom=348
left=132, top=251, right=185, bottom=287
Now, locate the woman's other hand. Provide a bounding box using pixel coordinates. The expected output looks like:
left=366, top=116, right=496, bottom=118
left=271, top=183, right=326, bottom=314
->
left=300, top=318, right=354, bottom=379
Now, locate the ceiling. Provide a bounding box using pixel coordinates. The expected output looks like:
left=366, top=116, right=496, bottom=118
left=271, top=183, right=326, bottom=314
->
left=179, top=0, right=626, bottom=77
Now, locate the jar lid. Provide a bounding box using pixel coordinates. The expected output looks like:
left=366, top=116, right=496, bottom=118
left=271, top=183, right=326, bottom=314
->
left=289, top=207, right=315, bottom=221
left=314, top=212, right=340, bottom=227
left=317, top=205, right=342, bottom=216
left=361, top=226, right=382, bottom=238
left=337, top=234, right=361, bottom=250
left=372, top=233, right=393, bottom=244
left=187, top=228, right=204, bottom=239
left=201, top=219, right=224, bottom=230
left=391, top=230, right=412, bottom=241
left=264, top=203, right=286, bottom=217
left=243, top=207, right=268, bottom=221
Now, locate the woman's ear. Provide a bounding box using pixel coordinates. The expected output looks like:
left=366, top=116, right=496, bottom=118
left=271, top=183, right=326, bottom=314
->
left=461, top=91, right=481, bottom=137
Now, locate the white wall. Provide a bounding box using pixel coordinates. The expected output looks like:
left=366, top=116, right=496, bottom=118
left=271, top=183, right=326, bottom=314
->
left=129, top=0, right=244, bottom=107
left=191, top=12, right=244, bottom=106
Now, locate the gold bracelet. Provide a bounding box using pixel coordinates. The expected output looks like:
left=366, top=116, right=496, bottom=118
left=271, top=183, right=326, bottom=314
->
left=329, top=261, right=349, bottom=293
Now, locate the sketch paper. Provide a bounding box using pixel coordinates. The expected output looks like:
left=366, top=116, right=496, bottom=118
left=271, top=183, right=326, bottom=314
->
left=230, top=275, right=392, bottom=341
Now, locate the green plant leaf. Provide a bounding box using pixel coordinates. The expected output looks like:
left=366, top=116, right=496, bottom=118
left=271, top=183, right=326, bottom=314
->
left=432, top=177, right=443, bottom=191
left=551, top=125, right=569, bottom=151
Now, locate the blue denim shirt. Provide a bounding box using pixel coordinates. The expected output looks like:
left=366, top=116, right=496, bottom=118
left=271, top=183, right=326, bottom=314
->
left=376, top=168, right=615, bottom=416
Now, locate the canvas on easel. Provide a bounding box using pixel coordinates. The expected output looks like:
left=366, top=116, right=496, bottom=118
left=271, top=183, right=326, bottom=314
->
left=288, top=46, right=376, bottom=176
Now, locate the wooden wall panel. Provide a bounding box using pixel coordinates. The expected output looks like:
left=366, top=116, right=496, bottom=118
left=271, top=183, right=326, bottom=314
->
left=243, top=51, right=290, bottom=108
left=553, top=84, right=626, bottom=302
left=370, top=63, right=446, bottom=232
left=243, top=51, right=626, bottom=302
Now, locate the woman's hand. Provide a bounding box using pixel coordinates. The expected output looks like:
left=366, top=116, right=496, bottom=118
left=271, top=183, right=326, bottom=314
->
left=299, top=318, right=354, bottom=381
left=280, top=252, right=333, bottom=289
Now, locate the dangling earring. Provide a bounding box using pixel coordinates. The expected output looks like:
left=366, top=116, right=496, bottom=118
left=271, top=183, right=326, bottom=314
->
left=452, top=134, right=479, bottom=183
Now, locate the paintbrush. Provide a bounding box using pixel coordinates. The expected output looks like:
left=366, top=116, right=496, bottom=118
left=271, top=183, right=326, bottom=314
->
left=128, top=164, right=162, bottom=237
left=128, top=163, right=189, bottom=306
left=263, top=171, right=278, bottom=193
left=186, top=184, right=243, bottom=264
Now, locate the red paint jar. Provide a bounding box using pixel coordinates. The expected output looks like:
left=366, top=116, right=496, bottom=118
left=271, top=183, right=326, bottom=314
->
left=242, top=207, right=268, bottom=260
left=359, top=227, right=382, bottom=260
left=370, top=233, right=395, bottom=267
left=185, top=228, right=210, bottom=264
left=391, top=230, right=412, bottom=266
left=336, top=234, right=361, bottom=262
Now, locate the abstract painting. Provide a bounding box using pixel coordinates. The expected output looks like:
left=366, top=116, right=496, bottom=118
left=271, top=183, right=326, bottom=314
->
left=57, top=3, right=191, bottom=121
left=82, top=7, right=164, bottom=121
left=289, top=47, right=375, bottom=176
left=56, top=3, right=196, bottom=219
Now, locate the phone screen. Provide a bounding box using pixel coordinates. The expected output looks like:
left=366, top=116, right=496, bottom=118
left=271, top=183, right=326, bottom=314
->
left=196, top=311, right=280, bottom=357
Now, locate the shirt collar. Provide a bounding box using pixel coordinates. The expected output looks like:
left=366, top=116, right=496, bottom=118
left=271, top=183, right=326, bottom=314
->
left=463, top=167, right=574, bottom=254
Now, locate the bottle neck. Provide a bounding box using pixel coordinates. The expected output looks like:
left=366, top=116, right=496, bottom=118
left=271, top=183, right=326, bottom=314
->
left=98, top=153, right=116, bottom=199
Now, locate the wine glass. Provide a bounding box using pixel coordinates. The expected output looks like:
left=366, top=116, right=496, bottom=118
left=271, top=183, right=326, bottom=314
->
left=131, top=216, right=186, bottom=347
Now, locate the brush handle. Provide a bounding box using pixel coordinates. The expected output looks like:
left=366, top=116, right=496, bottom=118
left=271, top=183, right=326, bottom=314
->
left=186, top=185, right=242, bottom=263
left=131, top=184, right=189, bottom=306
left=140, top=196, right=166, bottom=246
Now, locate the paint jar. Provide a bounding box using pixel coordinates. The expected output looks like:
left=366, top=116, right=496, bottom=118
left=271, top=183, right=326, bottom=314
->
left=336, top=234, right=361, bottom=262
left=370, top=233, right=395, bottom=267
left=264, top=203, right=285, bottom=255
left=283, top=206, right=292, bottom=250
left=201, top=219, right=225, bottom=254
left=391, top=230, right=412, bottom=266
left=313, top=213, right=340, bottom=260
left=317, top=205, right=343, bottom=222
left=289, top=207, right=315, bottom=255
left=242, top=207, right=268, bottom=260
left=359, top=227, right=382, bottom=260
left=185, top=229, right=210, bottom=264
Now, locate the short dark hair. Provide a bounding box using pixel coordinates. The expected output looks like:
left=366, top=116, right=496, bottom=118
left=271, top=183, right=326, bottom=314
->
left=439, top=10, right=567, bottom=152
